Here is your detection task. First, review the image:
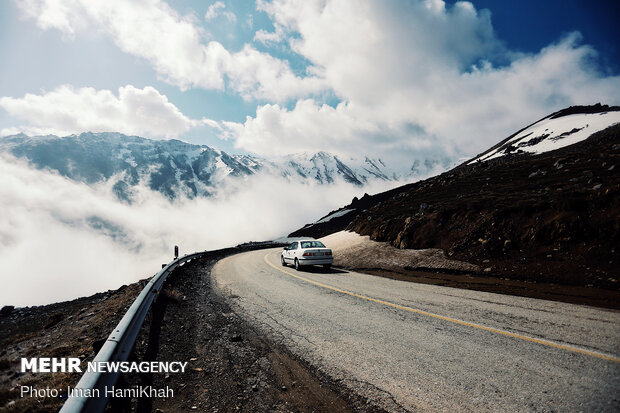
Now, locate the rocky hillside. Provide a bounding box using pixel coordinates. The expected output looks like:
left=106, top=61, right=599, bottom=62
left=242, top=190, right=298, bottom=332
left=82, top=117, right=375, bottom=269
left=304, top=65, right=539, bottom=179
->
left=291, top=105, right=620, bottom=289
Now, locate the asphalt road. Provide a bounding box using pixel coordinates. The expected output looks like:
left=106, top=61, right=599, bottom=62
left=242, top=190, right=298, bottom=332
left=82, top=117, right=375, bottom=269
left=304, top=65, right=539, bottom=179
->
left=212, top=248, right=620, bottom=412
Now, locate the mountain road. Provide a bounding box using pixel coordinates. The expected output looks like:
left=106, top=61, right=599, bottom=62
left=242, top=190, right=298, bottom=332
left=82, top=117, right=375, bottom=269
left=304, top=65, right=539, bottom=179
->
left=212, top=248, right=620, bottom=412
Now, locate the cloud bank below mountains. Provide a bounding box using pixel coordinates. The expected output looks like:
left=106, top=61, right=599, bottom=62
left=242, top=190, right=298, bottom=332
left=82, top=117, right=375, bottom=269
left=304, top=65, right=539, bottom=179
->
left=0, top=154, right=399, bottom=306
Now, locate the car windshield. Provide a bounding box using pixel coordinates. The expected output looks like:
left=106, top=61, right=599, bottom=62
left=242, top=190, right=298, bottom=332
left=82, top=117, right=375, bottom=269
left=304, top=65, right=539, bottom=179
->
left=301, top=241, right=326, bottom=249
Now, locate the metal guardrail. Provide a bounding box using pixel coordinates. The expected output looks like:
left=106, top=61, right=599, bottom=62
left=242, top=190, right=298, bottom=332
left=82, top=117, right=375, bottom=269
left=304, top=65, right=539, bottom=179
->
left=59, top=251, right=205, bottom=413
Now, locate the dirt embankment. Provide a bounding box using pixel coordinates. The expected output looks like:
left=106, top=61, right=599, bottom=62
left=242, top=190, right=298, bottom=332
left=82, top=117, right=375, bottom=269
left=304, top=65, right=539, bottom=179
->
left=321, top=231, right=620, bottom=309
left=322, top=231, right=478, bottom=273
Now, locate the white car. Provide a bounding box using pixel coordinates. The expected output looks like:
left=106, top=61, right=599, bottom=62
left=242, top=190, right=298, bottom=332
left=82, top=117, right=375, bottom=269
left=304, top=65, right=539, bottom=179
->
left=281, top=240, right=333, bottom=270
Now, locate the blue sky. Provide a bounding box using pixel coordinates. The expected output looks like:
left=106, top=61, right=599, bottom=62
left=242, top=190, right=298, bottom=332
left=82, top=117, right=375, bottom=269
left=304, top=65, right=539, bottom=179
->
left=468, top=0, right=620, bottom=73
left=0, top=0, right=619, bottom=163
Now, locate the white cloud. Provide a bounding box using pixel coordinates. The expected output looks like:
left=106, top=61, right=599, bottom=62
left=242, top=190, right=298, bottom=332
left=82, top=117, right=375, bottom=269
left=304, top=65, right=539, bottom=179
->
left=219, top=99, right=379, bottom=156
left=13, top=0, right=620, bottom=161
left=0, top=85, right=202, bottom=138
left=253, top=25, right=285, bottom=44
left=0, top=154, right=396, bottom=306
left=16, top=0, right=325, bottom=100
left=225, top=45, right=325, bottom=101
left=221, top=0, right=620, bottom=160
left=205, top=1, right=236, bottom=22
left=215, top=99, right=455, bottom=168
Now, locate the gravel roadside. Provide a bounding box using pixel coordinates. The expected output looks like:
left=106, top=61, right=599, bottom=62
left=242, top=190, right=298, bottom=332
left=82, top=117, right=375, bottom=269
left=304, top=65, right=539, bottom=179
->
left=146, top=248, right=384, bottom=413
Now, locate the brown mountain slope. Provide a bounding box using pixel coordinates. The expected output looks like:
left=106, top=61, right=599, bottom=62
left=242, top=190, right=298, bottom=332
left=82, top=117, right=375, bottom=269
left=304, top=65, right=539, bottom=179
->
left=291, top=122, right=620, bottom=290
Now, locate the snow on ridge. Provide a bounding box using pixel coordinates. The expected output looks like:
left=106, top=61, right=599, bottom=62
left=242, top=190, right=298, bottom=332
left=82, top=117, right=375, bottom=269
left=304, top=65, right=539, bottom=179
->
left=470, top=112, right=620, bottom=164
left=214, top=156, right=233, bottom=176
left=315, top=208, right=355, bottom=224
left=117, top=148, right=137, bottom=167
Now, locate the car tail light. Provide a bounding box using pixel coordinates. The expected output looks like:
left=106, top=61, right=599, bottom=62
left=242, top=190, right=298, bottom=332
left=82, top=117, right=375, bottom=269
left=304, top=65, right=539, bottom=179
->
left=302, top=252, right=313, bottom=256
left=325, top=251, right=332, bottom=256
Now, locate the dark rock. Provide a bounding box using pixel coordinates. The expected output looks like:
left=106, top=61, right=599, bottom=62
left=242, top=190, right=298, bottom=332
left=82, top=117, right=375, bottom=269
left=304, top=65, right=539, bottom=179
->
left=93, top=338, right=106, bottom=353
left=0, top=305, right=15, bottom=316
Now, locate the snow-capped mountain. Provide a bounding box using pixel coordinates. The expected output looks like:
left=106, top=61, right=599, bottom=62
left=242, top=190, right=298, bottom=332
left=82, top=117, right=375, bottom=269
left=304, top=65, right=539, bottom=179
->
left=0, top=132, right=428, bottom=201
left=469, top=104, right=620, bottom=164
left=0, top=132, right=261, bottom=200
left=268, top=152, right=401, bottom=185
left=293, top=103, right=620, bottom=237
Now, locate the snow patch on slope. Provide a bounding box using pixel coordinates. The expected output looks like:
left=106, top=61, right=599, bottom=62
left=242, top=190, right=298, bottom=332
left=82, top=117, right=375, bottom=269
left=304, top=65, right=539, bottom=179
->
left=470, top=112, right=620, bottom=164
left=315, top=208, right=355, bottom=224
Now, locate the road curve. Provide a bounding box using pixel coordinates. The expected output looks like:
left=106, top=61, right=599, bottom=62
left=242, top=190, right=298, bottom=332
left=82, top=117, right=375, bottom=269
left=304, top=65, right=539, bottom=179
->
left=212, top=248, right=620, bottom=412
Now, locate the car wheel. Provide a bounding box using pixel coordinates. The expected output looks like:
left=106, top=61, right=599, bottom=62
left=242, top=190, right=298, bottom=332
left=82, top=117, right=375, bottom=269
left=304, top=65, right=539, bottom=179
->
left=281, top=255, right=287, bottom=266
left=323, top=264, right=331, bottom=271
left=294, top=258, right=300, bottom=271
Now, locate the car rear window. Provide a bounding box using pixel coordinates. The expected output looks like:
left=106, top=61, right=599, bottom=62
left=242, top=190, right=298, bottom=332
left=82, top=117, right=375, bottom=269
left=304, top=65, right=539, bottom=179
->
left=301, top=241, right=326, bottom=248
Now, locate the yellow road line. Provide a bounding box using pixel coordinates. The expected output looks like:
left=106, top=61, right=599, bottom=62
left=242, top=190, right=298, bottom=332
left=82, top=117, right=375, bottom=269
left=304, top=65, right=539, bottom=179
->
left=264, top=253, right=620, bottom=363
